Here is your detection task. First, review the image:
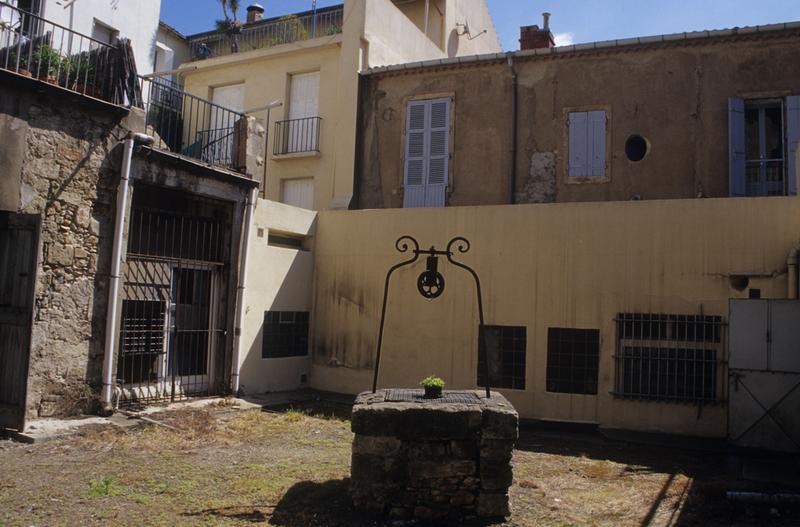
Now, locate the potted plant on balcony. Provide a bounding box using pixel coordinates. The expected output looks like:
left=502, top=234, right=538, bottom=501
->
left=30, top=44, right=61, bottom=84
left=420, top=376, right=445, bottom=399
left=7, top=51, right=32, bottom=77
left=61, top=53, right=96, bottom=95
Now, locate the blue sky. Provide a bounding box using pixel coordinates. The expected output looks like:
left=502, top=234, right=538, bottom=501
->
left=161, top=0, right=800, bottom=48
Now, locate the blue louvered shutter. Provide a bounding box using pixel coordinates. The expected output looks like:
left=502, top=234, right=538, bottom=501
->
left=425, top=98, right=450, bottom=207
left=568, top=112, right=588, bottom=177
left=404, top=101, right=427, bottom=208
left=588, top=110, right=607, bottom=177
left=786, top=96, right=800, bottom=196
left=728, top=97, right=746, bottom=197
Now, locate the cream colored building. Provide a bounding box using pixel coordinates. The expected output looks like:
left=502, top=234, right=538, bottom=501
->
left=176, top=0, right=500, bottom=212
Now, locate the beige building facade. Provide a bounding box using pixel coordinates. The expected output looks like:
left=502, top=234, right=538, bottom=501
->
left=177, top=0, right=500, bottom=212
left=354, top=22, right=800, bottom=209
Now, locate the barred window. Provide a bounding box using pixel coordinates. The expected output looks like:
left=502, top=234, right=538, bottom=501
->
left=615, top=313, right=724, bottom=403
left=477, top=326, right=526, bottom=390
left=546, top=328, right=600, bottom=394
left=262, top=311, right=309, bottom=358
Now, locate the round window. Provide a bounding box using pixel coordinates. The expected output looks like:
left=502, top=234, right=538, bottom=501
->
left=625, top=135, right=648, bottom=162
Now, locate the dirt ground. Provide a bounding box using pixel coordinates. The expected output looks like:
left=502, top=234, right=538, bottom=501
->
left=1, top=402, right=798, bottom=527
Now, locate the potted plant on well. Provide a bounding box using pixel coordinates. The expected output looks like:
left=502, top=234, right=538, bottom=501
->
left=420, top=376, right=445, bottom=399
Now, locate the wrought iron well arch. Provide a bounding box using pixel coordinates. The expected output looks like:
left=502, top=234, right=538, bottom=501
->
left=372, top=235, right=491, bottom=397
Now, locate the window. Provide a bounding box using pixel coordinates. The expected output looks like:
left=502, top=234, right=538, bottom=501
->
left=281, top=177, right=314, bottom=210
left=477, top=326, right=526, bottom=390
left=729, top=96, right=799, bottom=197
left=567, top=110, right=607, bottom=178
left=262, top=311, right=309, bottom=358
left=614, top=313, right=724, bottom=403
left=91, top=20, right=118, bottom=45
left=403, top=97, right=450, bottom=208
left=546, top=328, right=600, bottom=394
left=267, top=230, right=306, bottom=250
left=275, top=72, right=321, bottom=154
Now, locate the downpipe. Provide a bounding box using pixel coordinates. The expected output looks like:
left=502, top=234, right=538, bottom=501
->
left=230, top=186, right=258, bottom=396
left=507, top=54, right=518, bottom=205
left=788, top=245, right=799, bottom=299
left=100, top=132, right=154, bottom=413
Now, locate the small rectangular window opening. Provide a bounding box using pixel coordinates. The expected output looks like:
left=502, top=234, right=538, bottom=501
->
left=262, top=311, right=310, bottom=359
left=477, top=325, right=526, bottom=390
left=267, top=230, right=307, bottom=250
left=546, top=328, right=600, bottom=395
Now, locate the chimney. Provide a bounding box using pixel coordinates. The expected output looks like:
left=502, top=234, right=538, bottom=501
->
left=246, top=3, right=264, bottom=23
left=519, top=12, right=555, bottom=50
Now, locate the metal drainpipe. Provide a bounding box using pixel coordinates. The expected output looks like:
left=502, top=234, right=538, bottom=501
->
left=788, top=245, right=800, bottom=299
left=231, top=186, right=258, bottom=396
left=508, top=54, right=518, bottom=204
left=101, top=132, right=154, bottom=412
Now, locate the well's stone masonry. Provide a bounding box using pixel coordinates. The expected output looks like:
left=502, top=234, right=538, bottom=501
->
left=350, top=390, right=518, bottom=521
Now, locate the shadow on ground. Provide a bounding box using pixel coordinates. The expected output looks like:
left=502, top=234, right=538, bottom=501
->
left=515, top=426, right=800, bottom=526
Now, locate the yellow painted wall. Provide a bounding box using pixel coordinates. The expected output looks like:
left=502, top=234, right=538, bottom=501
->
left=238, top=199, right=317, bottom=394
left=179, top=0, right=501, bottom=213
left=309, top=197, right=800, bottom=437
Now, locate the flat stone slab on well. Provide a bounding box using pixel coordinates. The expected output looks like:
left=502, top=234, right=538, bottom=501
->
left=350, top=389, right=518, bottom=521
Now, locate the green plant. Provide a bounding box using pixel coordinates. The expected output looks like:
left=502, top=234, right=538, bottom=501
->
left=88, top=476, right=116, bottom=497
left=324, top=24, right=342, bottom=36
left=419, top=376, right=445, bottom=389
left=270, top=15, right=309, bottom=46
left=60, top=53, right=95, bottom=86
left=30, top=44, right=61, bottom=77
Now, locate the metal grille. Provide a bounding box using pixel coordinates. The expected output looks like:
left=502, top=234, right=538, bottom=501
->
left=138, top=75, right=247, bottom=172
left=385, top=389, right=482, bottom=405
left=613, top=313, right=726, bottom=403
left=116, top=187, right=231, bottom=407
left=274, top=117, right=322, bottom=155
left=188, top=6, right=344, bottom=60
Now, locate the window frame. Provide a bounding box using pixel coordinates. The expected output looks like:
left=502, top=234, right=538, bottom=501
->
left=545, top=327, right=601, bottom=395
left=477, top=325, right=527, bottom=391
left=261, top=311, right=310, bottom=359
left=563, top=105, right=612, bottom=184
left=613, top=313, right=726, bottom=404
left=399, top=92, right=456, bottom=199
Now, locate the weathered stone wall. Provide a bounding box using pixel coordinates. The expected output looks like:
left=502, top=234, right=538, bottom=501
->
left=355, top=27, right=800, bottom=208
left=0, top=76, right=136, bottom=418
left=350, top=390, right=518, bottom=521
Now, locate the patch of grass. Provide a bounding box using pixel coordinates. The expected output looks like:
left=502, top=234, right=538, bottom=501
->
left=87, top=476, right=117, bottom=497
left=284, top=408, right=306, bottom=422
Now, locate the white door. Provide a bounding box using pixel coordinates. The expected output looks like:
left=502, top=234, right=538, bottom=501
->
left=281, top=178, right=314, bottom=210
left=209, top=83, right=245, bottom=164
left=286, top=72, right=320, bottom=152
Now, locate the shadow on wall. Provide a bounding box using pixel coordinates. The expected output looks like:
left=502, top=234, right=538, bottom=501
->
left=238, top=246, right=313, bottom=395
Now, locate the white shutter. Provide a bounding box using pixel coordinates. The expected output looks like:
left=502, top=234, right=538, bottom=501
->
left=426, top=99, right=449, bottom=207
left=281, top=178, right=314, bottom=210
left=288, top=72, right=320, bottom=152
left=403, top=101, right=428, bottom=208
left=210, top=84, right=245, bottom=164
left=403, top=98, right=450, bottom=208
left=568, top=112, right=589, bottom=177
left=588, top=111, right=607, bottom=177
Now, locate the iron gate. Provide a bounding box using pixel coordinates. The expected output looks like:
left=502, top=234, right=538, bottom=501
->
left=116, top=188, right=230, bottom=406
left=728, top=299, right=800, bottom=452
left=0, top=212, right=39, bottom=431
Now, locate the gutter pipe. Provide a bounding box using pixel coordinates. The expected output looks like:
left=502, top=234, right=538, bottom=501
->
left=508, top=54, right=518, bottom=204
left=101, top=132, right=154, bottom=411
left=231, top=186, right=258, bottom=395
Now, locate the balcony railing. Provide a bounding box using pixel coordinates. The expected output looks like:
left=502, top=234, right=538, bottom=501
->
left=0, top=1, right=138, bottom=105
left=138, top=76, right=248, bottom=172
left=274, top=117, right=322, bottom=156
left=189, top=6, right=343, bottom=61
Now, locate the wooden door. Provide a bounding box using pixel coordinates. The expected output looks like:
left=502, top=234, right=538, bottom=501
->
left=0, top=212, right=39, bottom=431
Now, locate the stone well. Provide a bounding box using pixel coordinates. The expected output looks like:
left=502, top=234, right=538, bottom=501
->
left=350, top=389, right=518, bottom=521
